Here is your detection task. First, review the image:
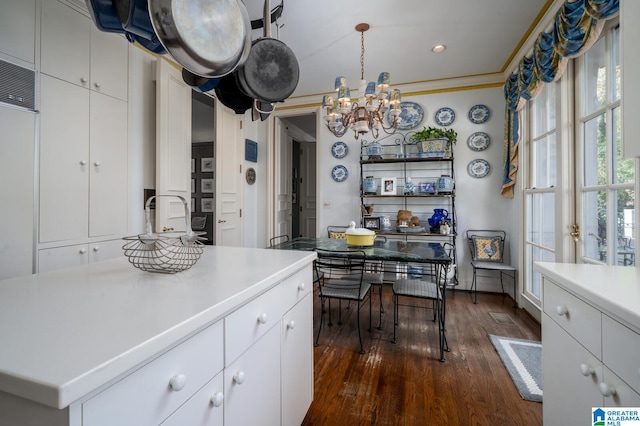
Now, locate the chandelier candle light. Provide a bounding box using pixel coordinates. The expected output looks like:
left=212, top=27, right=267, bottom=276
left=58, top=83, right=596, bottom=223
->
left=322, top=23, right=402, bottom=139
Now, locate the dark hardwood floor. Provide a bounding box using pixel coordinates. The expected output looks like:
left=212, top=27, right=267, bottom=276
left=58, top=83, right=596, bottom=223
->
left=303, top=284, right=542, bottom=426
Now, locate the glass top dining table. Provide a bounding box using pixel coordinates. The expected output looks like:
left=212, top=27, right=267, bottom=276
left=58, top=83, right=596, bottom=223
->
left=268, top=237, right=451, bottom=265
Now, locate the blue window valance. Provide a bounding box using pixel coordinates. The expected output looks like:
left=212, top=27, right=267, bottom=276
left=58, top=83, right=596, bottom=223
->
left=501, top=0, right=619, bottom=198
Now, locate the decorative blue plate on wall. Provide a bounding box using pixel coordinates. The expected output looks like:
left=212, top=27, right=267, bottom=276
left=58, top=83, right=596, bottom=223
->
left=467, top=132, right=491, bottom=151
left=331, top=165, right=348, bottom=182
left=434, top=107, right=455, bottom=126
left=387, top=101, right=424, bottom=130
left=467, top=159, right=491, bottom=178
left=468, top=104, right=490, bottom=124
left=331, top=141, right=348, bottom=158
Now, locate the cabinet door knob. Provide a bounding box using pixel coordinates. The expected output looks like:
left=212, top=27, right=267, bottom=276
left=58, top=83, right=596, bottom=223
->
left=93, top=246, right=100, bottom=252
left=80, top=77, right=87, bottom=84
left=94, top=161, right=101, bottom=167
left=210, top=392, right=224, bottom=407
left=79, top=248, right=87, bottom=255
left=233, top=371, right=245, bottom=385
left=556, top=305, right=568, bottom=316
left=80, top=160, right=88, bottom=166
left=298, top=282, right=305, bottom=291
left=257, top=313, right=268, bottom=324
left=94, top=82, right=101, bottom=89
left=287, top=320, right=296, bottom=330
left=169, top=374, right=187, bottom=391
left=579, top=363, right=594, bottom=376
left=599, top=382, right=617, bottom=397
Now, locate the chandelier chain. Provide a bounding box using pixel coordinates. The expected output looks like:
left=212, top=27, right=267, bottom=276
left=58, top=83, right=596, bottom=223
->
left=360, top=30, right=365, bottom=81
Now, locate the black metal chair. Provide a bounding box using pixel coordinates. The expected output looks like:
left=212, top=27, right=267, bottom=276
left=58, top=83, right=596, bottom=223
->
left=391, top=243, right=452, bottom=362
left=466, top=230, right=517, bottom=305
left=313, top=249, right=372, bottom=354
left=268, top=234, right=290, bottom=247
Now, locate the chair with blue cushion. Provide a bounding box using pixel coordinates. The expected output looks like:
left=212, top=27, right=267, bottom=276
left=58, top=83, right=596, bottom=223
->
left=466, top=230, right=517, bottom=305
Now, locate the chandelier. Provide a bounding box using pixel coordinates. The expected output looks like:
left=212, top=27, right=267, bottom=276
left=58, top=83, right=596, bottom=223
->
left=321, top=23, right=402, bottom=140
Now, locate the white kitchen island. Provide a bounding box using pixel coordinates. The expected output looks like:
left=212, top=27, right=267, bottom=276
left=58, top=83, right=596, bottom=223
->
left=0, top=245, right=316, bottom=426
left=535, top=262, right=640, bottom=426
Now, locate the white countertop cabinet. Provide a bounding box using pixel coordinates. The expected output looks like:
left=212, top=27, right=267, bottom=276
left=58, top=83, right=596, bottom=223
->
left=0, top=246, right=316, bottom=426
left=535, top=262, right=640, bottom=426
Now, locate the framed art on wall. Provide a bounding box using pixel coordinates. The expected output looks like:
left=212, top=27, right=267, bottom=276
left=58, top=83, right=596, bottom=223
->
left=201, top=157, right=214, bottom=172
left=245, top=139, right=258, bottom=162
left=201, top=198, right=214, bottom=212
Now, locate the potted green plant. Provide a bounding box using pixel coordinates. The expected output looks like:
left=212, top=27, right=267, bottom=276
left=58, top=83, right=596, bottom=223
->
left=410, top=126, right=457, bottom=156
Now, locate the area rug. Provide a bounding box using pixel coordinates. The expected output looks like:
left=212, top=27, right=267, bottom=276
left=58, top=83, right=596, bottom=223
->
left=489, top=334, right=543, bottom=402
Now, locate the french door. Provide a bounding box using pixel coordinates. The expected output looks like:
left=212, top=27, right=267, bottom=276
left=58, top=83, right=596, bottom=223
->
left=523, top=19, right=636, bottom=315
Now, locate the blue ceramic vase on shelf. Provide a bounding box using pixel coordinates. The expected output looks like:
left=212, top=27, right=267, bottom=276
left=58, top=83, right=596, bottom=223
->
left=363, top=176, right=377, bottom=194
left=366, top=141, right=383, bottom=159
left=428, top=208, right=449, bottom=229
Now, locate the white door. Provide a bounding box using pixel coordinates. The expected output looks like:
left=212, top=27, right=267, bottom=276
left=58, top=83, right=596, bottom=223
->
left=298, top=141, right=317, bottom=237
left=274, top=118, right=292, bottom=238
left=214, top=101, right=243, bottom=246
left=155, top=58, right=192, bottom=233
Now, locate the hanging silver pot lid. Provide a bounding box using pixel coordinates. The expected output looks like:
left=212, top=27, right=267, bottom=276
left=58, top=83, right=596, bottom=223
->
left=148, top=0, right=252, bottom=78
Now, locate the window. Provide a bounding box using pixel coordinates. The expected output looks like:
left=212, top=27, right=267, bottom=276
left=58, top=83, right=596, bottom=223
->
left=577, top=24, right=635, bottom=266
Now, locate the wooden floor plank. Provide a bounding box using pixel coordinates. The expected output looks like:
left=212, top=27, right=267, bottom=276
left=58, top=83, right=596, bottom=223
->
left=303, top=286, right=542, bottom=426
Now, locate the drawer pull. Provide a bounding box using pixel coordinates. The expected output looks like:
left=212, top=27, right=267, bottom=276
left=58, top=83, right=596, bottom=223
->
left=579, top=363, right=594, bottom=377
left=233, top=371, right=246, bottom=385
left=79, top=248, right=87, bottom=255
left=210, top=392, right=224, bottom=407
left=556, top=305, right=568, bottom=316
left=298, top=282, right=306, bottom=291
left=257, top=313, right=268, bottom=324
left=169, top=374, right=187, bottom=391
left=287, top=320, right=296, bottom=330
left=599, top=382, right=617, bottom=397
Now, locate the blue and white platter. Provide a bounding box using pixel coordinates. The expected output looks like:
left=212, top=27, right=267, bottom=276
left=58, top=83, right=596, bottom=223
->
left=467, top=132, right=491, bottom=151
left=387, top=101, right=424, bottom=130
left=434, top=107, right=455, bottom=126
left=331, top=141, right=348, bottom=158
left=331, top=165, right=348, bottom=182
left=467, top=159, right=491, bottom=178
left=468, top=104, right=490, bottom=124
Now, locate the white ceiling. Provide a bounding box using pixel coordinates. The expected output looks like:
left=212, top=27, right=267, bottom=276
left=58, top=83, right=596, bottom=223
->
left=242, top=0, right=551, bottom=99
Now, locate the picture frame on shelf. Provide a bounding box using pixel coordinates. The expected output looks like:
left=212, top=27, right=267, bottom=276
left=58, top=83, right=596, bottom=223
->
left=201, top=198, right=214, bottom=212
left=201, top=157, right=214, bottom=172
left=381, top=177, right=396, bottom=195
left=364, top=216, right=381, bottom=230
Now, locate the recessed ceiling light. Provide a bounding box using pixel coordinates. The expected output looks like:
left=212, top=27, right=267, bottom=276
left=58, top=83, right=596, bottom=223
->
left=432, top=45, right=446, bottom=53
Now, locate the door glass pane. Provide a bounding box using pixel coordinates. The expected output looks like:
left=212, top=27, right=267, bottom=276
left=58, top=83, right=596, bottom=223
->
left=534, top=137, right=548, bottom=188
left=528, top=245, right=555, bottom=299
left=583, top=114, right=607, bottom=186
left=583, top=190, right=607, bottom=262
left=529, top=193, right=555, bottom=249
left=615, top=189, right=635, bottom=266
left=614, top=106, right=634, bottom=184
left=582, top=36, right=606, bottom=116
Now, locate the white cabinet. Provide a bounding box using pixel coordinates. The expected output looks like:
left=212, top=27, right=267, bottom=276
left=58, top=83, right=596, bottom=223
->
left=0, top=106, right=35, bottom=279
left=39, top=75, right=128, bottom=246
left=281, top=293, right=313, bottom=426
left=224, top=325, right=282, bottom=426
left=541, top=272, right=640, bottom=426
left=41, top=0, right=128, bottom=101
left=0, top=0, right=36, bottom=65
left=38, top=239, right=124, bottom=274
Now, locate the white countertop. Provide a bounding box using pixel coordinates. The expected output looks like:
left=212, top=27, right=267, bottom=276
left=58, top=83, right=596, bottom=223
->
left=534, top=262, right=640, bottom=333
left=0, top=246, right=316, bottom=409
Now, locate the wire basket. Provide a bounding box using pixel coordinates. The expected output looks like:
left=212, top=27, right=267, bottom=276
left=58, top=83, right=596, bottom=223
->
left=123, top=195, right=205, bottom=273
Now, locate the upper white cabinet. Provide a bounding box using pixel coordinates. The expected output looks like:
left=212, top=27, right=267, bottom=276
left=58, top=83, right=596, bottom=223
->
left=41, top=0, right=128, bottom=101
left=38, top=0, right=128, bottom=257
left=0, top=0, right=36, bottom=65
